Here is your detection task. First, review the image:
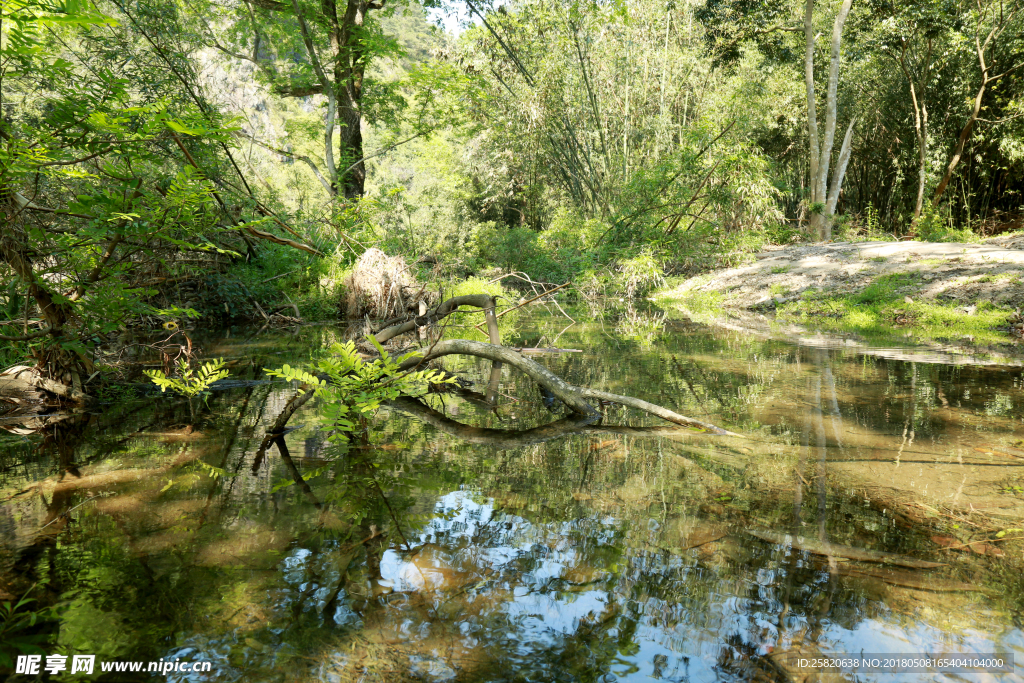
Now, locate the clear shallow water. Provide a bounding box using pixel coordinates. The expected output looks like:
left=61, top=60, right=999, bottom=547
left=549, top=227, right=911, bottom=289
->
left=2, top=307, right=1024, bottom=682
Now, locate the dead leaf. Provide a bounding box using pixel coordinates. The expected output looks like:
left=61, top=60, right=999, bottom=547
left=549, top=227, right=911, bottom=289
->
left=931, top=535, right=960, bottom=548
left=969, top=543, right=1004, bottom=557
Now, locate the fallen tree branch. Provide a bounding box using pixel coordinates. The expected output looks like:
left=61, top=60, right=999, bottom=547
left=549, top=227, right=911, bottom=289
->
left=579, top=388, right=735, bottom=434
left=373, top=294, right=500, bottom=345
left=393, top=397, right=732, bottom=448
left=399, top=339, right=597, bottom=416
left=243, top=224, right=324, bottom=257
left=486, top=271, right=560, bottom=292
left=392, top=396, right=601, bottom=447
left=170, top=130, right=324, bottom=257
left=398, top=340, right=738, bottom=434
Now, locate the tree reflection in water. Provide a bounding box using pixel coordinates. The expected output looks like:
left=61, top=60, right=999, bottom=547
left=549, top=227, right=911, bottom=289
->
left=1, top=317, right=1022, bottom=682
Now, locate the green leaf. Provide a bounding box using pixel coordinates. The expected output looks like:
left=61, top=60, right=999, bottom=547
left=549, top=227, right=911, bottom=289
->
left=165, top=120, right=205, bottom=135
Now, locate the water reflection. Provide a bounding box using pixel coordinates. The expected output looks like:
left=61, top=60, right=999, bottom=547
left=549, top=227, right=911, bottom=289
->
left=2, top=313, right=1024, bottom=682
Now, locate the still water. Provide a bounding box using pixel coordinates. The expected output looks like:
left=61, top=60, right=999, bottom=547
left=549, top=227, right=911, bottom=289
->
left=2, top=306, right=1024, bottom=682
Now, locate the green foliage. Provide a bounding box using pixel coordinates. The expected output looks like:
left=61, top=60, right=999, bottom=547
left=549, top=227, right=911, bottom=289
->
left=916, top=203, right=979, bottom=243
left=267, top=339, right=453, bottom=440
left=447, top=277, right=507, bottom=301
left=294, top=292, right=342, bottom=322
left=763, top=222, right=804, bottom=245
left=614, top=307, right=666, bottom=347
left=0, top=586, right=55, bottom=669
left=3, top=0, right=1023, bottom=378
left=654, top=277, right=724, bottom=324
left=477, top=226, right=574, bottom=284
left=616, top=251, right=665, bottom=299
left=0, top=0, right=310, bottom=370
left=94, top=381, right=139, bottom=403
left=834, top=205, right=896, bottom=242
left=145, top=359, right=229, bottom=398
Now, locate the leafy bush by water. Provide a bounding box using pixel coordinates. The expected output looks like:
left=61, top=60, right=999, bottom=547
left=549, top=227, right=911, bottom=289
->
left=616, top=251, right=665, bottom=299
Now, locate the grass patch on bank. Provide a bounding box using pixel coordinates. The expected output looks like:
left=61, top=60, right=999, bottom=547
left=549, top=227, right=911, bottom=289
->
left=777, top=272, right=1014, bottom=345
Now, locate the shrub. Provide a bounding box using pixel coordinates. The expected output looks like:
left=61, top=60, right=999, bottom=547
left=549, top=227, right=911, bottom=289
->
left=917, top=203, right=978, bottom=243
left=616, top=251, right=665, bottom=299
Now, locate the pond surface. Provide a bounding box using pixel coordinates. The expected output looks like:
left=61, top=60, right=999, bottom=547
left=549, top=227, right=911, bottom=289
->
left=3, top=306, right=1024, bottom=682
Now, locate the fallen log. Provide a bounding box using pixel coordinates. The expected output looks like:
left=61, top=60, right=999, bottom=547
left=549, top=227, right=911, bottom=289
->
left=0, top=366, right=90, bottom=405
left=401, top=339, right=599, bottom=417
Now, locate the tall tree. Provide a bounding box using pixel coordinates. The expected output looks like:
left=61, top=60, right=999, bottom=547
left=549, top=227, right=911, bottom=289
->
left=932, top=0, right=1023, bottom=204
left=804, top=0, right=857, bottom=240
left=200, top=0, right=407, bottom=198
left=869, top=0, right=951, bottom=222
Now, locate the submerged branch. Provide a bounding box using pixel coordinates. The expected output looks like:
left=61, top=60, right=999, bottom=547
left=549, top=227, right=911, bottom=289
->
left=579, top=388, right=739, bottom=435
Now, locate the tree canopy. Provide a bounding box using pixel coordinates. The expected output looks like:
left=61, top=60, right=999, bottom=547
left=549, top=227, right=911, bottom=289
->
left=1, top=0, right=1023, bottom=382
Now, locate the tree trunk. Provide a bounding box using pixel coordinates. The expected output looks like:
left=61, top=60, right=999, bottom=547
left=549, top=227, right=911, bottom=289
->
left=335, top=0, right=368, bottom=198
left=804, top=0, right=855, bottom=241
left=932, top=80, right=987, bottom=204
left=1, top=207, right=69, bottom=334
left=933, top=1, right=1021, bottom=204
left=815, top=0, right=853, bottom=207
left=914, top=104, right=928, bottom=221
left=0, top=207, right=88, bottom=397
left=337, top=88, right=365, bottom=198
left=804, top=0, right=820, bottom=211
left=280, top=0, right=370, bottom=197
left=825, top=117, right=856, bottom=219
left=899, top=38, right=933, bottom=222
